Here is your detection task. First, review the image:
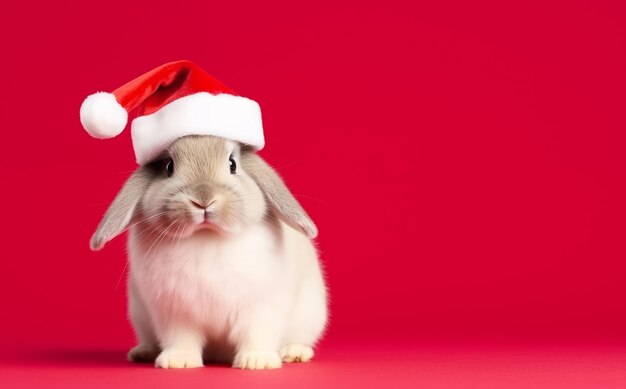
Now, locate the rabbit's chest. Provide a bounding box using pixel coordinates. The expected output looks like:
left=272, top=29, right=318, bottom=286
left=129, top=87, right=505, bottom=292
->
left=130, top=225, right=283, bottom=323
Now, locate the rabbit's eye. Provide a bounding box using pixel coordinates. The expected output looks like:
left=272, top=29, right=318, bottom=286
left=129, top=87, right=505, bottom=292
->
left=165, top=158, right=174, bottom=177
left=229, top=156, right=237, bottom=174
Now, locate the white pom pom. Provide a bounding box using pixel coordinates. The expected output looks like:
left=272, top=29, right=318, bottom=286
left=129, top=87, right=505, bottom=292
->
left=80, top=92, right=128, bottom=139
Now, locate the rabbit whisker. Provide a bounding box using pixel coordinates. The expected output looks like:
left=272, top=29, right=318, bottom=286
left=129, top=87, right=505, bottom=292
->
left=143, top=218, right=179, bottom=260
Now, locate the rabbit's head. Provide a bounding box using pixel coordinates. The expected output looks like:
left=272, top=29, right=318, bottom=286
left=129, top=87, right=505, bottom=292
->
left=90, top=135, right=317, bottom=251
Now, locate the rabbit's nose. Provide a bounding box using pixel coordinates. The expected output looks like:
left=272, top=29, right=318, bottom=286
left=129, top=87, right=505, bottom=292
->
left=190, top=199, right=207, bottom=209
left=189, top=199, right=216, bottom=210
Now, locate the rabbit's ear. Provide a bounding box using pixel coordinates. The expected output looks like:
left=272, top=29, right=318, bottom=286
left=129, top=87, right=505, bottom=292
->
left=241, top=152, right=318, bottom=239
left=90, top=168, right=152, bottom=251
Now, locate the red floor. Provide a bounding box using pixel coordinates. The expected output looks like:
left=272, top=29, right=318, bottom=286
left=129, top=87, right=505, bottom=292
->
left=3, top=339, right=626, bottom=388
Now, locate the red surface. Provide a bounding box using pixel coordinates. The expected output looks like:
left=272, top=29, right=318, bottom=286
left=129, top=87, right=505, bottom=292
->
left=4, top=340, right=626, bottom=389
left=2, top=0, right=626, bottom=387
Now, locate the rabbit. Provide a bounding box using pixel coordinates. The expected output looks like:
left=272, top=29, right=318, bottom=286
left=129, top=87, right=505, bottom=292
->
left=89, top=135, right=328, bottom=369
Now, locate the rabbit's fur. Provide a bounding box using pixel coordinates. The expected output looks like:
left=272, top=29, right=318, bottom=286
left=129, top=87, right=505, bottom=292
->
left=91, top=135, right=327, bottom=369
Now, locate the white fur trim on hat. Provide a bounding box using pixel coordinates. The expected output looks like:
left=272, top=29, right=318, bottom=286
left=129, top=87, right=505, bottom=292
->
left=131, top=92, right=264, bottom=165
left=80, top=92, right=128, bottom=139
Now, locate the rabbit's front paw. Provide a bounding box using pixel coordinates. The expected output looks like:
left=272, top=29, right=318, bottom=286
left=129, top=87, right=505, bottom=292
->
left=234, top=349, right=282, bottom=370
left=155, top=348, right=203, bottom=369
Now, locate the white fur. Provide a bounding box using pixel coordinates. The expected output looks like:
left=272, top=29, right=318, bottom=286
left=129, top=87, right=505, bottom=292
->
left=80, top=92, right=128, bottom=139
left=131, top=92, right=264, bottom=165
left=127, top=218, right=327, bottom=369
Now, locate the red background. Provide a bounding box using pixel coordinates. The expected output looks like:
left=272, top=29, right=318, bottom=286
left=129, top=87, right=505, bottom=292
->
left=2, top=0, right=626, bottom=387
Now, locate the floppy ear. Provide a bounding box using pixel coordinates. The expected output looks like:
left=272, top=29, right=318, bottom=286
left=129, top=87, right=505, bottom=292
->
left=241, top=152, right=318, bottom=239
left=89, top=168, right=152, bottom=251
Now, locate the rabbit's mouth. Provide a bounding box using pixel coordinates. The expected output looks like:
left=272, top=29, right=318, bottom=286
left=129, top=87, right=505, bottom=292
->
left=196, top=220, right=218, bottom=230
left=172, top=214, right=238, bottom=237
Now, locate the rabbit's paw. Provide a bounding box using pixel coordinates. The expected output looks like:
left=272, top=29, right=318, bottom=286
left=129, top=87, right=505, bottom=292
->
left=234, top=349, right=282, bottom=370
left=128, top=344, right=160, bottom=363
left=280, top=344, right=314, bottom=363
left=155, top=348, right=203, bottom=369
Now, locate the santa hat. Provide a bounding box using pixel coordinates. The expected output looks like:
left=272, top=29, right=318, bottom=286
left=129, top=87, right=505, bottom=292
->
left=80, top=60, right=264, bottom=165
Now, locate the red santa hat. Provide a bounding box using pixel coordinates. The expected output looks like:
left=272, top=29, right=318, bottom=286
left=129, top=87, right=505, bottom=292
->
left=80, top=60, right=264, bottom=165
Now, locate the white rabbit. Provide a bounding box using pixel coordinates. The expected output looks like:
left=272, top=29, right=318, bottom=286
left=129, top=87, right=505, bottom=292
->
left=90, top=135, right=328, bottom=369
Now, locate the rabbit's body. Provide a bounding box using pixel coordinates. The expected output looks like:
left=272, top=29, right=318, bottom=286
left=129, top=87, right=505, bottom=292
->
left=127, top=215, right=326, bottom=367
left=91, top=135, right=327, bottom=369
